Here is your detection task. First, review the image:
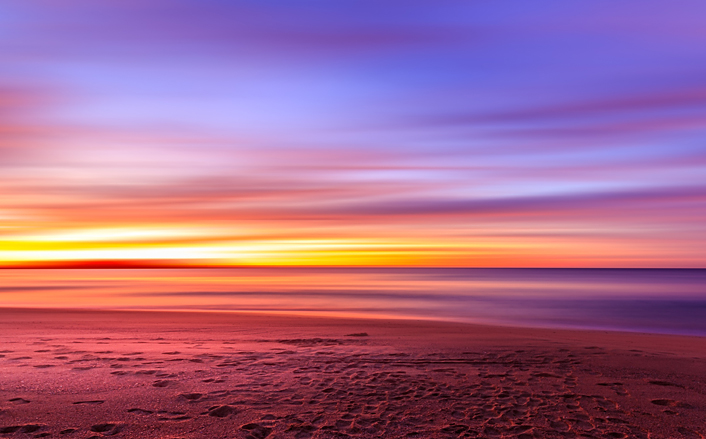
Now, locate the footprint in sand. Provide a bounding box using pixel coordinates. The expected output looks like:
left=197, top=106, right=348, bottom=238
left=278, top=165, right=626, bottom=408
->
left=677, top=427, right=705, bottom=438
left=648, top=380, right=683, bottom=388
left=152, top=380, right=172, bottom=388
left=8, top=398, right=30, bottom=404
left=549, top=420, right=570, bottom=432
left=651, top=399, right=692, bottom=408
left=285, top=424, right=317, bottom=438
left=440, top=424, right=469, bottom=435
left=90, top=423, right=121, bottom=435
left=241, top=423, right=272, bottom=439
left=73, top=400, right=104, bottom=405
left=533, top=372, right=561, bottom=378
left=202, top=378, right=227, bottom=383
left=155, top=372, right=177, bottom=378
left=206, top=405, right=236, bottom=418
left=0, top=425, right=43, bottom=434
left=157, top=411, right=192, bottom=421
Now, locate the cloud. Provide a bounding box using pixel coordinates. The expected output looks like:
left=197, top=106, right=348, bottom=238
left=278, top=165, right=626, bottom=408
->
left=0, top=85, right=61, bottom=163
left=4, top=0, right=475, bottom=62
left=405, top=82, right=706, bottom=145
left=321, top=186, right=706, bottom=220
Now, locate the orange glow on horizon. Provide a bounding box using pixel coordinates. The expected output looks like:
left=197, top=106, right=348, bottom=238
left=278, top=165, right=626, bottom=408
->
left=0, top=225, right=699, bottom=268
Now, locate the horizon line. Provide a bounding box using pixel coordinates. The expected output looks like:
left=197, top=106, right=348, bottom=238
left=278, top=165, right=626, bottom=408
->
left=0, top=260, right=703, bottom=270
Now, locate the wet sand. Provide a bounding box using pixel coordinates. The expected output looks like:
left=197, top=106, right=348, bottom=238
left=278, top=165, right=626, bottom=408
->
left=0, top=308, right=705, bottom=438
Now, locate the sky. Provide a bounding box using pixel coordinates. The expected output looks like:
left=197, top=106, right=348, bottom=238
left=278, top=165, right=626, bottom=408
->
left=1, top=0, right=705, bottom=268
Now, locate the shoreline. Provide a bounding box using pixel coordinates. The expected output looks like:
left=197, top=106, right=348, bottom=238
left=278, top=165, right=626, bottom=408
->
left=2, top=305, right=706, bottom=340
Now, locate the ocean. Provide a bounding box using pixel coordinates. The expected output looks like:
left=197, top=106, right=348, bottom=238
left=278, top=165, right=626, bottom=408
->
left=1, top=267, right=705, bottom=336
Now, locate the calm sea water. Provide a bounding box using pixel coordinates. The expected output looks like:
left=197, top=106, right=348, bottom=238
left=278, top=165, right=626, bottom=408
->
left=1, top=268, right=705, bottom=336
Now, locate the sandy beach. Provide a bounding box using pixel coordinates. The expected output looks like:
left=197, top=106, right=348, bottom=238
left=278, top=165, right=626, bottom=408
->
left=0, top=308, right=704, bottom=438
